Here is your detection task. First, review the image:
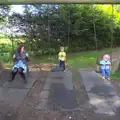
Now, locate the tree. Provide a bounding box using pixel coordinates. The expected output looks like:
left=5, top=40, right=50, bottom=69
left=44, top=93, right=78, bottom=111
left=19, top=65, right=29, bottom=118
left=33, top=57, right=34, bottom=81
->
left=0, top=5, right=10, bottom=22
left=8, top=4, right=120, bottom=55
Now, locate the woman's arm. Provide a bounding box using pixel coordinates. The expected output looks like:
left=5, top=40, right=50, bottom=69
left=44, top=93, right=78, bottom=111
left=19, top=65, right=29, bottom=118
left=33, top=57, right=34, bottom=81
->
left=13, top=54, right=16, bottom=63
left=26, top=53, right=30, bottom=61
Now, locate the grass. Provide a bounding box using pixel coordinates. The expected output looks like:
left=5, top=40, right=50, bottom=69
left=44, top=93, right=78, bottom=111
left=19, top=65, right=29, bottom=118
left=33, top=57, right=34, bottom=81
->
left=111, top=72, right=120, bottom=81
left=0, top=38, right=11, bottom=44
left=1, top=46, right=120, bottom=69
left=31, top=47, right=120, bottom=69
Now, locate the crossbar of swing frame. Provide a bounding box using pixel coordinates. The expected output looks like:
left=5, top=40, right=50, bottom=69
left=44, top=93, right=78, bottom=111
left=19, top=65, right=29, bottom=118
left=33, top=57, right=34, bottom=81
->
left=0, top=0, right=120, bottom=4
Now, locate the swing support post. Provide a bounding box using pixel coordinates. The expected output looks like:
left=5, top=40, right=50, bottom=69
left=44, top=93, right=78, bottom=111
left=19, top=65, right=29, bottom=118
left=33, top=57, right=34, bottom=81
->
left=94, top=3, right=114, bottom=72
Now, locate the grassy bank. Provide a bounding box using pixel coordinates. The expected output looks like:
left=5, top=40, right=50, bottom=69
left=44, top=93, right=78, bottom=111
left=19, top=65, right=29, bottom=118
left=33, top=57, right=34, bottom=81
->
left=31, top=48, right=120, bottom=69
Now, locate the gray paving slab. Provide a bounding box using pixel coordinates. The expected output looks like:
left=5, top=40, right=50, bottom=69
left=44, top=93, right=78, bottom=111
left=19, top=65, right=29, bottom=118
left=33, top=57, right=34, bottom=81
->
left=88, top=93, right=115, bottom=116
left=39, top=90, right=50, bottom=99
left=0, top=87, right=11, bottom=101
left=3, top=73, right=37, bottom=89
left=0, top=70, right=11, bottom=86
left=107, top=95, right=120, bottom=111
left=0, top=87, right=29, bottom=105
left=37, top=71, right=77, bottom=111
left=90, top=84, right=116, bottom=96
left=43, top=71, right=73, bottom=90
left=80, top=71, right=117, bottom=96
left=5, top=88, right=29, bottom=105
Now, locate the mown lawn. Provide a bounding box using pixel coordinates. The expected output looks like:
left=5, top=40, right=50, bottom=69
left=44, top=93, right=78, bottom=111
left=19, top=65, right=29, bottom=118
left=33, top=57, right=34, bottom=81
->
left=31, top=48, right=120, bottom=69
left=111, top=72, right=120, bottom=81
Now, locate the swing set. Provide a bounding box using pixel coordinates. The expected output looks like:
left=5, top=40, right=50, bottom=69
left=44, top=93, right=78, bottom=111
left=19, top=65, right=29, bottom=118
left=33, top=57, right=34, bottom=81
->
left=94, top=4, right=114, bottom=73
left=47, top=3, right=115, bottom=72
left=0, top=2, right=115, bottom=74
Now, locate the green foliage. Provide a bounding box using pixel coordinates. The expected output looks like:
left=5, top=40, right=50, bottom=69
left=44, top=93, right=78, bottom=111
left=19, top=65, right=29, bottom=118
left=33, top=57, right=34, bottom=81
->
left=31, top=48, right=120, bottom=69
left=5, top=4, right=120, bottom=56
left=0, top=5, right=10, bottom=22
left=111, top=72, right=120, bottom=81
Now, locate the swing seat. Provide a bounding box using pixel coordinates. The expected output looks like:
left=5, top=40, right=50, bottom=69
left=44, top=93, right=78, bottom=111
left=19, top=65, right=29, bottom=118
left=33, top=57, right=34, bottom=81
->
left=95, top=64, right=101, bottom=73
left=12, top=60, right=29, bottom=81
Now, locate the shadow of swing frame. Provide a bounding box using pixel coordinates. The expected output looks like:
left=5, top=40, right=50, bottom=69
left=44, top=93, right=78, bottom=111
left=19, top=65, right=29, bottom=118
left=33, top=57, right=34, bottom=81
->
left=0, top=0, right=120, bottom=4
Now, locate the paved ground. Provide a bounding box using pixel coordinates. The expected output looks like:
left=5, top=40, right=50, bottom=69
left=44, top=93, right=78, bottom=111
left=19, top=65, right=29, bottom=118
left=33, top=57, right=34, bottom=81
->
left=0, top=68, right=119, bottom=120
left=37, top=71, right=77, bottom=111
left=0, top=51, right=120, bottom=120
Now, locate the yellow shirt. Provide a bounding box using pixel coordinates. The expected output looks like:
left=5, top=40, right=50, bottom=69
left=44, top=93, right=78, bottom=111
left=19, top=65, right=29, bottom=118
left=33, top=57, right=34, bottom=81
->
left=58, top=52, right=66, bottom=61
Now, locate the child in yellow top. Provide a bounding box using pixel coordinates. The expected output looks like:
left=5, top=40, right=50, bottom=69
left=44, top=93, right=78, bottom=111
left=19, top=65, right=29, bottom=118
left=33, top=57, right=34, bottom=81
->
left=58, top=46, right=66, bottom=71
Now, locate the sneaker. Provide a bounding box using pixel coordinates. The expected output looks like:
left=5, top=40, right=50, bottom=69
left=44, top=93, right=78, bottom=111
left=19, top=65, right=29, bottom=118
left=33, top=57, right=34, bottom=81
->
left=102, top=77, right=105, bottom=80
left=107, top=78, right=110, bottom=80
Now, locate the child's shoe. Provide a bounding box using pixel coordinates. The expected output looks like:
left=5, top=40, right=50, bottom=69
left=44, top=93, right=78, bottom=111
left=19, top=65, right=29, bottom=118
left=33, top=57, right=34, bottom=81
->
left=102, top=77, right=105, bottom=80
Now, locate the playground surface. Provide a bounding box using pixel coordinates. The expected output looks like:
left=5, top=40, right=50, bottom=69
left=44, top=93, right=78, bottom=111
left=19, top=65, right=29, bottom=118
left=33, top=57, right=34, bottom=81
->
left=0, top=52, right=120, bottom=120
left=0, top=69, right=120, bottom=120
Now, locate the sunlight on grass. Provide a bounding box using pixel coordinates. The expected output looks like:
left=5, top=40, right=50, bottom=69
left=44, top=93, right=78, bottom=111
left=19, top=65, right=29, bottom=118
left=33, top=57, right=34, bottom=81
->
left=68, top=57, right=96, bottom=68
left=111, top=72, right=120, bottom=81
left=30, top=48, right=120, bottom=69
left=0, top=39, right=11, bottom=44
left=1, top=47, right=120, bottom=69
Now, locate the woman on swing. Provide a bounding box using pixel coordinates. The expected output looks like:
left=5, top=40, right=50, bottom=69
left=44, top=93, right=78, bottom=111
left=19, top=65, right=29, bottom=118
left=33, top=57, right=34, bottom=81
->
left=8, top=40, right=29, bottom=84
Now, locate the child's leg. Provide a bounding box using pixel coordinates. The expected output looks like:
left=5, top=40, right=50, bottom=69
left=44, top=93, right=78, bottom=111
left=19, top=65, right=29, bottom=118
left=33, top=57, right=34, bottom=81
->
left=59, top=60, right=62, bottom=68
left=63, top=61, right=66, bottom=70
left=101, top=69, right=105, bottom=78
left=106, top=69, right=111, bottom=79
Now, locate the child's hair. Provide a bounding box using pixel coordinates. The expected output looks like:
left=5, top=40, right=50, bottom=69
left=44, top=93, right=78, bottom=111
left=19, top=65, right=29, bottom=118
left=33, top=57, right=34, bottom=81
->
left=103, top=54, right=110, bottom=61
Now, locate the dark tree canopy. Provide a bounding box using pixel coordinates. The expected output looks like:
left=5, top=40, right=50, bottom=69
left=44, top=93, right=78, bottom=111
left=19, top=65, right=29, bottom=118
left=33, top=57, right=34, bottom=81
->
left=8, top=4, right=120, bottom=55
